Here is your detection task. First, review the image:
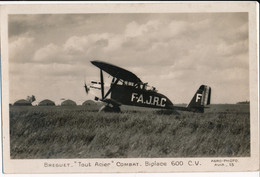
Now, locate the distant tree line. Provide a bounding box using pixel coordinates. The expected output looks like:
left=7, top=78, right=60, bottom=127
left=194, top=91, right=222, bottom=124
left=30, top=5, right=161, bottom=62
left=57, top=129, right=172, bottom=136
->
left=236, top=101, right=250, bottom=104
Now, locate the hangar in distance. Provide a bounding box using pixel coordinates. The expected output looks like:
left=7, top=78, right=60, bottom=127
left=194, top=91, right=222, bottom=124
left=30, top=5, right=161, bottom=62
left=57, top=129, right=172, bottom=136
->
left=85, top=60, right=211, bottom=113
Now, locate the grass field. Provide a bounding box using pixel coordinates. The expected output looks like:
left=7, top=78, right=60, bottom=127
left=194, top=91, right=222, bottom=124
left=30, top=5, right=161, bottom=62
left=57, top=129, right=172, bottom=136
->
left=9, top=104, right=250, bottom=159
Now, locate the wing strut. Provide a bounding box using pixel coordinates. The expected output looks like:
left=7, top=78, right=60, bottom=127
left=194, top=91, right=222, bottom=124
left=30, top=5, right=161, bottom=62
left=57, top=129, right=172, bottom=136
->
left=100, top=69, right=104, bottom=99
left=103, top=78, right=120, bottom=99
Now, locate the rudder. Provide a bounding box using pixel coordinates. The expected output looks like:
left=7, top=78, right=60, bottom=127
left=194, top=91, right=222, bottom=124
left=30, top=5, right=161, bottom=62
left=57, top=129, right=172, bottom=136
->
left=187, top=85, right=211, bottom=113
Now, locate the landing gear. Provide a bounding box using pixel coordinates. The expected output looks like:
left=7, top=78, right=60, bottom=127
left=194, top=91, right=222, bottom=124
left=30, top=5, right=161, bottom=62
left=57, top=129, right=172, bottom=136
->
left=99, top=104, right=121, bottom=113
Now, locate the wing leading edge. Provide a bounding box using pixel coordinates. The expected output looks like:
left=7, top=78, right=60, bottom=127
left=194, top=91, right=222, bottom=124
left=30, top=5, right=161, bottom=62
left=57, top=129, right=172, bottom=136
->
left=91, top=60, right=142, bottom=84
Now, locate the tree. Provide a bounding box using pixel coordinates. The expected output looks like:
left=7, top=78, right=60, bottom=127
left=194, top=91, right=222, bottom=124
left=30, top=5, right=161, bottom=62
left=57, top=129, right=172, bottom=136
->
left=26, top=95, right=36, bottom=103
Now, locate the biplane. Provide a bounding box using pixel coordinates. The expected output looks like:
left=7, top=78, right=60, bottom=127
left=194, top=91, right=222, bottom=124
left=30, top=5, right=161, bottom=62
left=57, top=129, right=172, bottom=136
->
left=84, top=60, right=211, bottom=113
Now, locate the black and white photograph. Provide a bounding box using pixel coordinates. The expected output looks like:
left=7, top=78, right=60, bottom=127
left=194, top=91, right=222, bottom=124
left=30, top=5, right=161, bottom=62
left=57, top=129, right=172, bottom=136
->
left=1, top=2, right=259, bottom=173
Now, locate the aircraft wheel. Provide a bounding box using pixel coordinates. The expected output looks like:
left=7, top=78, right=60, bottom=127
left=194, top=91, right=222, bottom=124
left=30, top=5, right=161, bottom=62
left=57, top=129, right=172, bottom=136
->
left=112, top=106, right=121, bottom=113
left=99, top=105, right=112, bottom=112
left=99, top=105, right=121, bottom=113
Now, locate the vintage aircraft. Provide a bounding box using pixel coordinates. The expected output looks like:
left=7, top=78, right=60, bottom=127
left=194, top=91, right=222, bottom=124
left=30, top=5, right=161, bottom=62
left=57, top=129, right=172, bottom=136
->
left=84, top=60, right=211, bottom=113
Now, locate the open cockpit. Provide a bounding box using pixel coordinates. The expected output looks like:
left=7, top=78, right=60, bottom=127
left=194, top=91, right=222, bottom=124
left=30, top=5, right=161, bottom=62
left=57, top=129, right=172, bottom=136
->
left=111, top=77, right=157, bottom=92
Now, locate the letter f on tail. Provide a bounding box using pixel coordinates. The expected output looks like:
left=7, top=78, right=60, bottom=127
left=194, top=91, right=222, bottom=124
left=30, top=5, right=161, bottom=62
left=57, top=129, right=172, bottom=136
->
left=187, top=85, right=211, bottom=113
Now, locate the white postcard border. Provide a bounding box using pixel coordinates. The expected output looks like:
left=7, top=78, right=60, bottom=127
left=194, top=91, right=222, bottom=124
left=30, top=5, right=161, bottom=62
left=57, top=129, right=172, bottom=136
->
left=1, top=2, right=259, bottom=173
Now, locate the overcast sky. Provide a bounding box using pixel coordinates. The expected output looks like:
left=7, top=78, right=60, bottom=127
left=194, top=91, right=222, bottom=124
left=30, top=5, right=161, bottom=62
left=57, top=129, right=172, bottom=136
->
left=9, top=13, right=249, bottom=105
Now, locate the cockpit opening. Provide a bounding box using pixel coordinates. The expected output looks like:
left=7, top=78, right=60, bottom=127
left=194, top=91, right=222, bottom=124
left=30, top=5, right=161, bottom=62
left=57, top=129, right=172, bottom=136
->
left=111, top=77, right=157, bottom=92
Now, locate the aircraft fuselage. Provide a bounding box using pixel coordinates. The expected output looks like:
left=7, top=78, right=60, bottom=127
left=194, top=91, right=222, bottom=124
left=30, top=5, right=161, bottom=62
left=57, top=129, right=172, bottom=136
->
left=110, top=84, right=174, bottom=109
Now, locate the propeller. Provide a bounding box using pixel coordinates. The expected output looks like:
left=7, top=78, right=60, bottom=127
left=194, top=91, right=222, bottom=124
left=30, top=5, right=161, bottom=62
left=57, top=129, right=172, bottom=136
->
left=84, top=74, right=90, bottom=95
left=84, top=81, right=90, bottom=94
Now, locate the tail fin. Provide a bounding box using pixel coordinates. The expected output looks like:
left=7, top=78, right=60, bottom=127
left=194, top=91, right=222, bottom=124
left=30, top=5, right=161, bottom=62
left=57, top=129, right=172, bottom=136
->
left=187, top=85, right=211, bottom=113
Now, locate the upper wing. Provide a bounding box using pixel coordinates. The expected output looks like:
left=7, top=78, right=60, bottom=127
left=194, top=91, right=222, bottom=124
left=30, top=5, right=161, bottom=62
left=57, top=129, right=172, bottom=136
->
left=91, top=60, right=142, bottom=84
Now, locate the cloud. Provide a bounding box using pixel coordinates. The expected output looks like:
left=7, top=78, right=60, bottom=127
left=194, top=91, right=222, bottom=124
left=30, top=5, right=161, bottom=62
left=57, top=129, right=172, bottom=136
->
left=216, top=40, right=248, bottom=57
left=33, top=43, right=62, bottom=62
left=9, top=36, right=35, bottom=62
left=125, top=20, right=160, bottom=38
left=9, top=62, right=96, bottom=104
left=63, top=33, right=109, bottom=54
left=8, top=13, right=249, bottom=104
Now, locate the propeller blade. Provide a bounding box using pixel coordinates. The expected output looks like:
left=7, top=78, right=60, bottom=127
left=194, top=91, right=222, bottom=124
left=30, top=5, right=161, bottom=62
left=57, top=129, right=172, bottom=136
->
left=84, top=83, right=90, bottom=94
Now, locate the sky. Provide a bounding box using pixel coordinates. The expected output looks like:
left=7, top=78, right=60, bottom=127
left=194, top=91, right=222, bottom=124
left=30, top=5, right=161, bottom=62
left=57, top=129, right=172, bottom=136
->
left=8, top=13, right=249, bottom=105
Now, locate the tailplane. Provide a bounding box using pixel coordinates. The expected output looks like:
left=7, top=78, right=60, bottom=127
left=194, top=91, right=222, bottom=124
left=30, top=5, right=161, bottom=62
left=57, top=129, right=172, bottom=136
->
left=187, top=85, right=211, bottom=113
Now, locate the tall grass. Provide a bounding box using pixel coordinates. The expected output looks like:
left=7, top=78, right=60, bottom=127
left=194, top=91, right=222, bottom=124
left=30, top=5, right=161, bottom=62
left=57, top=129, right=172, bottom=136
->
left=10, top=104, right=250, bottom=158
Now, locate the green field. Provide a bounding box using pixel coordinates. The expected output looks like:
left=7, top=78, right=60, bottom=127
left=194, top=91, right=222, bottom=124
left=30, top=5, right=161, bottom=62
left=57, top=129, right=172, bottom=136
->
left=9, top=104, right=250, bottom=159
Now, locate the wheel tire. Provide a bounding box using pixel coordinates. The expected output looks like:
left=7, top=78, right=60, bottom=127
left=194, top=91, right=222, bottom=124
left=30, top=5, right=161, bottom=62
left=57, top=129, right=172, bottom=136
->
left=99, top=105, right=121, bottom=113
left=112, top=106, right=121, bottom=113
